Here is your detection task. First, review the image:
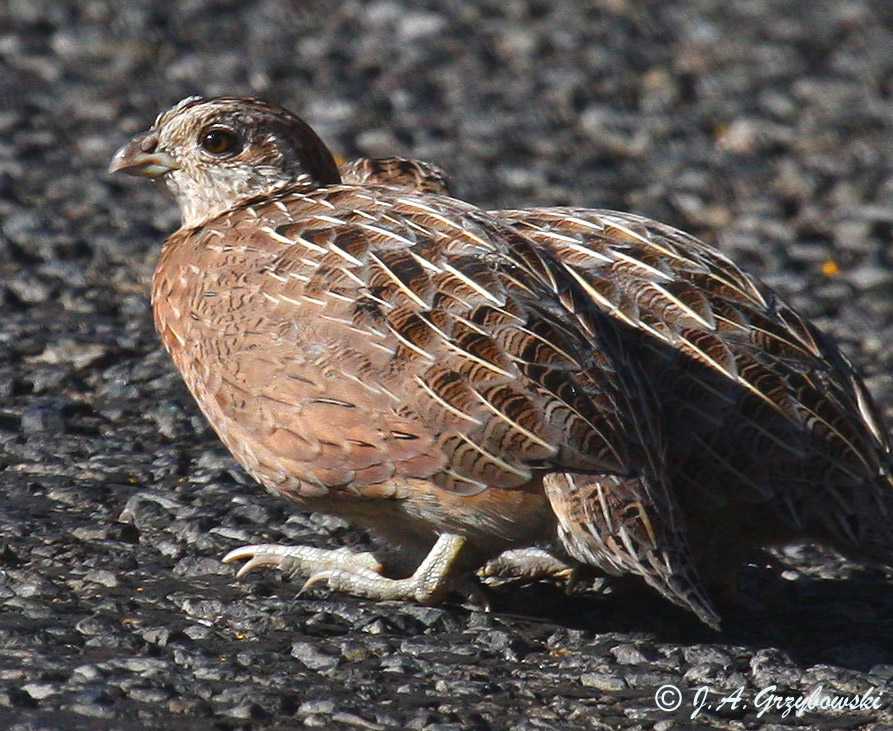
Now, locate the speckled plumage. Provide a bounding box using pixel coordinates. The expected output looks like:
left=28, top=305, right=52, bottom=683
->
left=496, top=208, right=893, bottom=571
left=110, top=97, right=893, bottom=628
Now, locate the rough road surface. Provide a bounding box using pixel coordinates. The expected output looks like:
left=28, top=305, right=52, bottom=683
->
left=1, top=1, right=892, bottom=729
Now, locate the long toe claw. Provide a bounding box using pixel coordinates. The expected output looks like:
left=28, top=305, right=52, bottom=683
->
left=223, top=544, right=293, bottom=578
left=234, top=555, right=282, bottom=579
left=299, top=570, right=335, bottom=595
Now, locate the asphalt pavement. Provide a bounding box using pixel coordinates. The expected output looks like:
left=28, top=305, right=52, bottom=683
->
left=1, top=1, right=892, bottom=728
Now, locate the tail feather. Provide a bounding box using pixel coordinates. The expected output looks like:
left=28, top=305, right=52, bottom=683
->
left=544, top=472, right=721, bottom=629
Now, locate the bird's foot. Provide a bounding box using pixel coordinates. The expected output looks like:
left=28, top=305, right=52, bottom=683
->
left=223, top=543, right=385, bottom=579
left=479, top=547, right=574, bottom=581
left=224, top=533, right=484, bottom=607
left=479, top=547, right=581, bottom=589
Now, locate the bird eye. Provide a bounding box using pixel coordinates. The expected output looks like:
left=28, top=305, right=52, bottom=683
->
left=199, top=127, right=241, bottom=156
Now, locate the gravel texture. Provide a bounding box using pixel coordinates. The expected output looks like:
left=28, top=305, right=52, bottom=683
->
left=2, top=0, right=893, bottom=728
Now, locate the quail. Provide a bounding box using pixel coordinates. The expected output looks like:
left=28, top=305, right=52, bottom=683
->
left=110, top=96, right=893, bottom=628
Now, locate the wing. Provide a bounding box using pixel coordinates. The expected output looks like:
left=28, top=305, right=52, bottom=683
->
left=209, top=188, right=651, bottom=492
left=157, top=188, right=650, bottom=493
left=497, top=207, right=893, bottom=553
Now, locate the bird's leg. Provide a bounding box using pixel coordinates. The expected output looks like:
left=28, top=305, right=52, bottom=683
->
left=224, top=533, right=475, bottom=607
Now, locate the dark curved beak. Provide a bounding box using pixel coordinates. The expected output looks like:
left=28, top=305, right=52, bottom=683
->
left=109, top=131, right=180, bottom=178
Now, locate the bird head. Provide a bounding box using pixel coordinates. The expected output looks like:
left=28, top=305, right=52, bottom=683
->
left=109, top=96, right=341, bottom=228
